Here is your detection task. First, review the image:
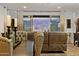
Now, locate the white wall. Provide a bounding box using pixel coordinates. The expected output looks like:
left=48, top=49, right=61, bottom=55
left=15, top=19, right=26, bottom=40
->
left=23, top=11, right=60, bottom=15
left=8, top=10, right=17, bottom=19
left=62, top=11, right=76, bottom=33
left=9, top=11, right=79, bottom=43
left=16, top=11, right=61, bottom=30
left=61, top=11, right=79, bottom=43
left=22, top=11, right=79, bottom=43
left=0, top=5, right=7, bottom=36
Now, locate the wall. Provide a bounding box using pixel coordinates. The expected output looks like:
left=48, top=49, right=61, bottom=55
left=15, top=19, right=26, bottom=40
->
left=8, top=10, right=17, bottom=19
left=17, top=11, right=61, bottom=30
left=23, top=11, right=79, bottom=43
left=0, top=5, right=7, bottom=36
left=10, top=11, right=79, bottom=43
left=23, top=11, right=60, bottom=15
left=61, top=11, right=79, bottom=43
left=17, top=11, right=23, bottom=30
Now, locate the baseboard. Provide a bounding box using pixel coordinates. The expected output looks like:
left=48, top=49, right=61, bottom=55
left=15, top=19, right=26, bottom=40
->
left=41, top=51, right=64, bottom=53
left=33, top=51, right=64, bottom=56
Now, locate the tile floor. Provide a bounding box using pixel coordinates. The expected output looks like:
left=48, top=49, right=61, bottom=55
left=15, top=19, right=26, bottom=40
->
left=13, top=40, right=34, bottom=56
left=13, top=40, right=79, bottom=56
left=13, top=41, right=27, bottom=56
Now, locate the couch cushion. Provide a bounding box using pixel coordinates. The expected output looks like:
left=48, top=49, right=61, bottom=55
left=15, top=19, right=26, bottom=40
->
left=48, top=44, right=67, bottom=51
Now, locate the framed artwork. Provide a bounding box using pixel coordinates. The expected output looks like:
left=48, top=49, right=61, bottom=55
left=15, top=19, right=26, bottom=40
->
left=67, top=19, right=71, bottom=28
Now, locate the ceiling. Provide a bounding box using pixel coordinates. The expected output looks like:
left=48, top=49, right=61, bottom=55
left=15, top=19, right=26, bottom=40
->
left=0, top=3, right=79, bottom=12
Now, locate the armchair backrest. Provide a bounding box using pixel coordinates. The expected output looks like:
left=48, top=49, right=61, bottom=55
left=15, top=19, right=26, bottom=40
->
left=16, top=31, right=27, bottom=41
left=34, top=32, right=44, bottom=56
left=0, top=37, right=13, bottom=56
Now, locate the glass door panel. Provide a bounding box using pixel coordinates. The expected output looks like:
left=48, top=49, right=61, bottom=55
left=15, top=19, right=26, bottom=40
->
left=23, top=16, right=31, bottom=31
left=33, top=16, right=50, bottom=32
left=51, top=16, right=60, bottom=31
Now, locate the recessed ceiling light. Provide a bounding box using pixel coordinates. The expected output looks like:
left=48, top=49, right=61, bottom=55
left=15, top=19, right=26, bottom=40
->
left=57, top=6, right=61, bottom=9
left=24, top=6, right=27, bottom=8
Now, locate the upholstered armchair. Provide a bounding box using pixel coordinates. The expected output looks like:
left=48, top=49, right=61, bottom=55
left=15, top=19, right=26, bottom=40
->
left=34, top=32, right=44, bottom=56
left=13, top=31, right=27, bottom=49
left=0, top=37, right=13, bottom=56
left=16, top=31, right=27, bottom=41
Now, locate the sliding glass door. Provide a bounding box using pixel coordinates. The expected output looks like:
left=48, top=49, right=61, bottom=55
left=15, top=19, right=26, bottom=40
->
left=33, top=16, right=50, bottom=32
left=51, top=16, right=60, bottom=31
left=23, top=16, right=31, bottom=31
left=23, top=16, right=60, bottom=32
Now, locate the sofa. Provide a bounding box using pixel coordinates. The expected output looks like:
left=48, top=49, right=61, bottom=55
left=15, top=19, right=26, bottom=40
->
left=27, top=32, right=35, bottom=41
left=48, top=32, right=68, bottom=51
left=42, top=32, right=68, bottom=52
left=27, top=32, right=68, bottom=54
left=13, top=31, right=27, bottom=49
left=42, top=32, right=49, bottom=52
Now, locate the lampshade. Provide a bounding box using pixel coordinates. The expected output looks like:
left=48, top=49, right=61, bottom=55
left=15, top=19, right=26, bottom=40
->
left=14, top=18, right=17, bottom=27
left=7, top=15, right=11, bottom=26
